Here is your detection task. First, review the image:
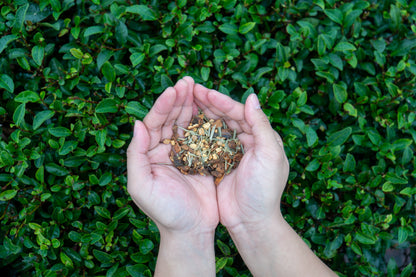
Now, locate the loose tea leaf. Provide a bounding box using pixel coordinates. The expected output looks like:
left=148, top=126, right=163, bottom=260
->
left=163, top=113, right=244, bottom=185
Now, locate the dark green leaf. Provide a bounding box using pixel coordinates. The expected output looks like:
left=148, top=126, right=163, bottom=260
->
left=0, top=34, right=19, bottom=54
left=125, top=101, right=148, bottom=119
left=13, top=103, right=25, bottom=126
left=334, top=42, right=356, bottom=52
left=49, top=127, right=72, bottom=137
left=93, top=249, right=113, bottom=263
left=139, top=239, right=154, bottom=254
left=327, top=127, right=352, bottom=146
left=94, top=206, right=111, bottom=219
left=33, top=110, right=55, bottom=130
left=333, top=83, right=348, bottom=103
left=0, top=74, right=14, bottom=93
left=323, top=9, right=343, bottom=25
left=32, top=46, right=44, bottom=67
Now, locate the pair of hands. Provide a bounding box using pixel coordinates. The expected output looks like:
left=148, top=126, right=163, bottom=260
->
left=127, top=76, right=289, bottom=238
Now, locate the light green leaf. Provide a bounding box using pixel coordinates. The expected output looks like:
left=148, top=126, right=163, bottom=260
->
left=96, top=98, right=118, bottom=113
left=398, top=227, right=408, bottom=244
left=130, top=53, right=145, bottom=67
left=15, top=90, right=40, bottom=103
left=0, top=190, right=18, bottom=201
left=101, top=62, right=116, bottom=82
left=125, top=5, right=157, bottom=21
left=70, top=48, right=83, bottom=59
left=239, top=22, right=256, bottom=34
left=306, top=126, right=318, bottom=147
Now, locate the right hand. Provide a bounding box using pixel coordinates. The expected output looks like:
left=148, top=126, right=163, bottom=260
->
left=193, top=85, right=290, bottom=230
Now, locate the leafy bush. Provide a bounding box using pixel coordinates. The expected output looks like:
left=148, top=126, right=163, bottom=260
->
left=1, top=0, right=415, bottom=276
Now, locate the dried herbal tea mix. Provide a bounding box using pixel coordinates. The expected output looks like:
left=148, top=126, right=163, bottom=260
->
left=163, top=113, right=244, bottom=185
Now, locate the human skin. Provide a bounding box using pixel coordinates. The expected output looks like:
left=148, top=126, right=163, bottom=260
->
left=193, top=84, right=337, bottom=277
left=127, top=76, right=337, bottom=276
left=127, top=77, right=218, bottom=277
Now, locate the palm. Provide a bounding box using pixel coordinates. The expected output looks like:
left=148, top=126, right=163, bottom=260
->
left=144, top=143, right=218, bottom=232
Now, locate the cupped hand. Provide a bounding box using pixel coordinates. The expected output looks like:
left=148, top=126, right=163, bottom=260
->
left=193, top=85, right=290, bottom=230
left=127, top=77, right=219, bottom=236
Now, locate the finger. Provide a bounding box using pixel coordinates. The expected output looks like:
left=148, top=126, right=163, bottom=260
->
left=206, top=89, right=252, bottom=134
left=174, top=76, right=194, bottom=129
left=193, top=84, right=248, bottom=133
left=127, top=120, right=153, bottom=201
left=244, top=94, right=281, bottom=155
left=193, top=84, right=220, bottom=119
left=144, top=87, right=176, bottom=149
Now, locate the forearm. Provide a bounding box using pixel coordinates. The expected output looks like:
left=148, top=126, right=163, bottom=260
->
left=154, top=229, right=216, bottom=277
left=228, top=214, right=336, bottom=277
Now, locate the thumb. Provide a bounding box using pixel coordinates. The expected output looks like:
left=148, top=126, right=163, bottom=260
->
left=127, top=120, right=152, bottom=199
left=244, top=94, right=279, bottom=152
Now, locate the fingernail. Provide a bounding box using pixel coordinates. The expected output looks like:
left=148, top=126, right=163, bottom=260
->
left=250, top=93, right=261, bottom=110
left=133, top=120, right=138, bottom=137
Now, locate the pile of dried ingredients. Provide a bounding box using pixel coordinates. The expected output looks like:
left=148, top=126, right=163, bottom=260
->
left=163, top=113, right=244, bottom=185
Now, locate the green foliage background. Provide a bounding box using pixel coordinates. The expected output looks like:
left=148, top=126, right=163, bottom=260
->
left=1, top=0, right=415, bottom=276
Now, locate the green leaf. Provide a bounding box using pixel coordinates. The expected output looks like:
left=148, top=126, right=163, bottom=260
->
left=113, top=208, right=130, bottom=221
left=398, top=227, right=408, bottom=244
left=32, top=46, right=44, bottom=67
left=333, top=83, right=348, bottom=103
left=327, top=127, right=352, bottom=146
left=343, top=102, right=357, bottom=117
left=239, top=22, right=256, bottom=34
left=126, top=5, right=157, bottom=21
left=125, top=101, right=148, bottom=119
left=324, top=9, right=343, bottom=25
left=13, top=103, right=26, bottom=126
left=60, top=251, right=74, bottom=268
left=385, top=173, right=408, bottom=185
left=33, top=110, right=55, bottom=130
left=45, top=163, right=69, bottom=176
left=216, top=239, right=231, bottom=255
left=94, top=206, right=111, bottom=219
left=317, top=34, right=326, bottom=56
left=306, top=126, right=318, bottom=147
left=96, top=98, right=118, bottom=113
left=334, top=41, right=357, bottom=52
left=0, top=190, right=18, bottom=201
left=139, top=239, right=154, bottom=254
left=84, top=26, right=104, bottom=37
left=130, top=53, right=145, bottom=67
left=70, top=48, right=83, bottom=59
left=343, top=153, right=356, bottom=172
left=49, top=127, right=72, bottom=137
left=93, top=249, right=114, bottom=263
left=400, top=263, right=413, bottom=277
left=149, top=44, right=167, bottom=57
left=0, top=34, right=19, bottom=54
left=219, top=23, right=238, bottom=35
left=0, top=74, right=15, bottom=93
left=14, top=90, right=40, bottom=103
left=201, top=67, right=210, bottom=81
left=13, top=4, right=29, bottom=32
left=126, top=264, right=147, bottom=277
left=115, top=20, right=128, bottom=45
left=101, top=62, right=116, bottom=82
left=355, top=232, right=377, bottom=244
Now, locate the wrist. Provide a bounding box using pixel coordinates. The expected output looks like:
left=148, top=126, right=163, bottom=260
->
left=155, top=229, right=216, bottom=277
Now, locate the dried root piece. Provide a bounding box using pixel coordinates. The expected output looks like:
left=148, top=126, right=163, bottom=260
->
left=163, top=112, right=244, bottom=185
